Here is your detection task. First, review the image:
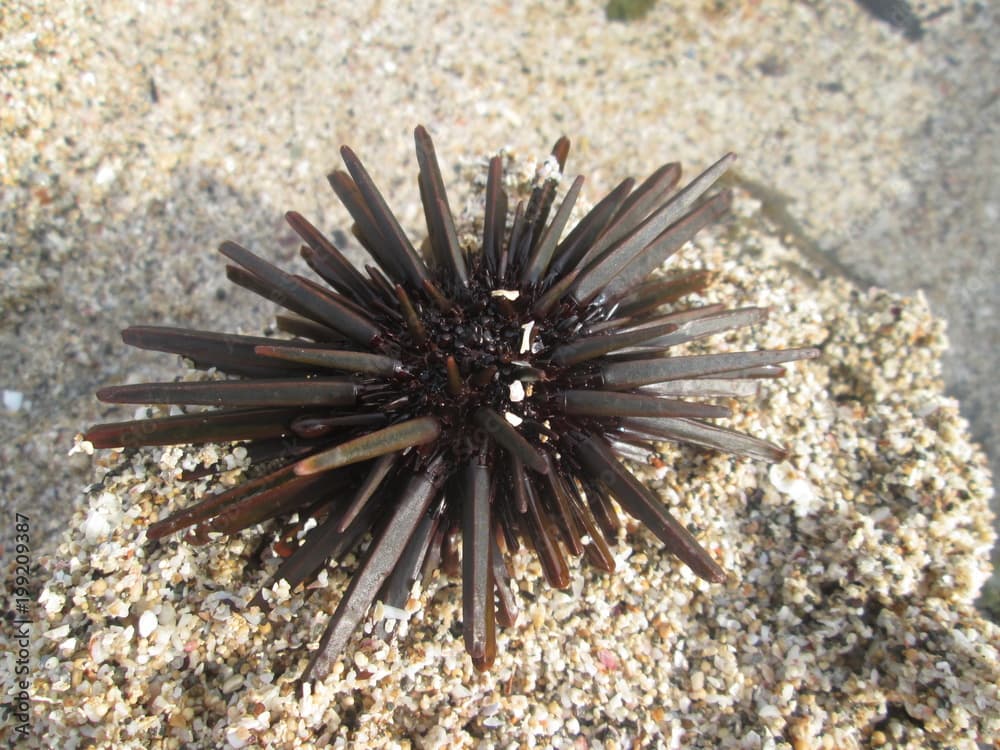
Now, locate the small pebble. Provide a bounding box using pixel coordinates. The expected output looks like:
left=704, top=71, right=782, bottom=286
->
left=3, top=389, right=24, bottom=412
left=138, top=611, right=158, bottom=638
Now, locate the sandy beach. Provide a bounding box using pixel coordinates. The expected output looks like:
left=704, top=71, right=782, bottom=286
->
left=2, top=0, right=998, bottom=746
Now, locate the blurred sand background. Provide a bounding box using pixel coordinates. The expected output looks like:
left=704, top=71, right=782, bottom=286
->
left=1, top=0, right=997, bottom=600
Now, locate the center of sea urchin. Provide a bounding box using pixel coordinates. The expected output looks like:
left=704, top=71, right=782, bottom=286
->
left=373, top=274, right=578, bottom=462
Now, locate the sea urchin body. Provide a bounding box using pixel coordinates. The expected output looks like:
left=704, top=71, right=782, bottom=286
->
left=85, top=126, right=818, bottom=680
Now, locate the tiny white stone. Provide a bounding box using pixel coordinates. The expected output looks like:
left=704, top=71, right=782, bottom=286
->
left=759, top=704, right=782, bottom=720
left=83, top=509, right=111, bottom=544
left=83, top=492, right=123, bottom=544
left=381, top=604, right=409, bottom=621
left=38, top=588, right=65, bottom=616
left=225, top=725, right=252, bottom=748
left=769, top=463, right=818, bottom=517
left=138, top=610, right=158, bottom=638
left=82, top=697, right=109, bottom=723
left=537, top=156, right=561, bottom=182
left=504, top=411, right=523, bottom=427
left=509, top=380, right=525, bottom=402
left=44, top=625, right=71, bottom=640
left=3, top=389, right=23, bottom=412
left=690, top=670, right=705, bottom=691
left=89, top=635, right=109, bottom=664
left=95, top=162, right=117, bottom=186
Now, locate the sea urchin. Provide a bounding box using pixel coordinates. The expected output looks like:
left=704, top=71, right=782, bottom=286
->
left=85, top=126, right=818, bottom=680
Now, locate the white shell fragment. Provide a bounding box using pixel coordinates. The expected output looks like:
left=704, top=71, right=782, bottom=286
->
left=508, top=380, right=525, bottom=402
left=381, top=604, right=410, bottom=621
left=3, top=389, right=24, bottom=412
left=490, top=289, right=520, bottom=300
left=519, top=320, right=535, bottom=354
left=82, top=491, right=123, bottom=544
